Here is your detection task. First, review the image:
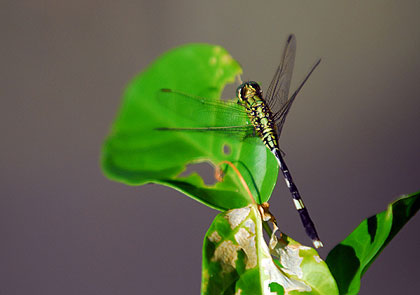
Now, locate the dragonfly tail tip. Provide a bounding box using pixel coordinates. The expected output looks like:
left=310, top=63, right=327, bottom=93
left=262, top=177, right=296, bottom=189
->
left=313, top=240, right=324, bottom=249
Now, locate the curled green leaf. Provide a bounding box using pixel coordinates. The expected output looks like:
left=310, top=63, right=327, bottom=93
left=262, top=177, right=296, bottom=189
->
left=102, top=44, right=278, bottom=210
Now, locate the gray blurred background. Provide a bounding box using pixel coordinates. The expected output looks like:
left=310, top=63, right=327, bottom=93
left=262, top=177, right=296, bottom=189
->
left=1, top=1, right=419, bottom=294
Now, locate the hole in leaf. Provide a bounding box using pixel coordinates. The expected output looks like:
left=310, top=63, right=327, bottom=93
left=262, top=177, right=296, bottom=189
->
left=179, top=161, right=219, bottom=185
left=223, top=144, right=231, bottom=155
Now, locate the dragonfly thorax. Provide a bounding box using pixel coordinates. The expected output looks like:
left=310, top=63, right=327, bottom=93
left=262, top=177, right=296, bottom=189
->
left=236, top=81, right=279, bottom=151
left=236, top=81, right=263, bottom=105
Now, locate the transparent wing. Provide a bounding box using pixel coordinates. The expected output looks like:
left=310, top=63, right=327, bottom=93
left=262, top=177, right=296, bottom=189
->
left=156, top=125, right=256, bottom=140
left=273, top=59, right=321, bottom=136
left=156, top=89, right=249, bottom=127
left=265, top=34, right=296, bottom=117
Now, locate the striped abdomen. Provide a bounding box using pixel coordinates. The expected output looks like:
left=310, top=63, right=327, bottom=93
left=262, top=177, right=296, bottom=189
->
left=246, top=99, right=323, bottom=248
left=237, top=81, right=323, bottom=248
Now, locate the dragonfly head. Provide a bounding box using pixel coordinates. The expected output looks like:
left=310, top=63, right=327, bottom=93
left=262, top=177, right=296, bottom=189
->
left=236, top=81, right=262, bottom=104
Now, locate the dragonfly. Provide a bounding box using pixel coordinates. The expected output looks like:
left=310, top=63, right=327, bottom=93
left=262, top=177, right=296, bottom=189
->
left=157, top=34, right=323, bottom=248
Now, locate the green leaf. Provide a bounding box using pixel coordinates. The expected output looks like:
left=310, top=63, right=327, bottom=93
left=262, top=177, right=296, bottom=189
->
left=102, top=44, right=278, bottom=210
left=325, top=191, right=420, bottom=295
left=201, top=204, right=339, bottom=295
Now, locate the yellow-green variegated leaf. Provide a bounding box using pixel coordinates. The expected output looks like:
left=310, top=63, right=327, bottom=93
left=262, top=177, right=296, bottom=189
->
left=202, top=204, right=339, bottom=295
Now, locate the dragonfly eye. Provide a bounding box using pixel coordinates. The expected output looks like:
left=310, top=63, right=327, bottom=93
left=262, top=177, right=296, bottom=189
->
left=236, top=83, right=246, bottom=101
left=237, top=81, right=262, bottom=102
left=248, top=81, right=262, bottom=96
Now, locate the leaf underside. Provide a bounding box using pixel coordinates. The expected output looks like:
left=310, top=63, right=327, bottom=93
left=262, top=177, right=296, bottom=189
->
left=201, top=204, right=339, bottom=295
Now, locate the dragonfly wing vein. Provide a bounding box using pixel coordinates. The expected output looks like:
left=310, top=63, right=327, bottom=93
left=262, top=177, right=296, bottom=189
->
left=272, top=59, right=321, bottom=135
left=156, top=125, right=256, bottom=140
left=265, top=34, right=296, bottom=118
left=157, top=89, right=249, bottom=127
